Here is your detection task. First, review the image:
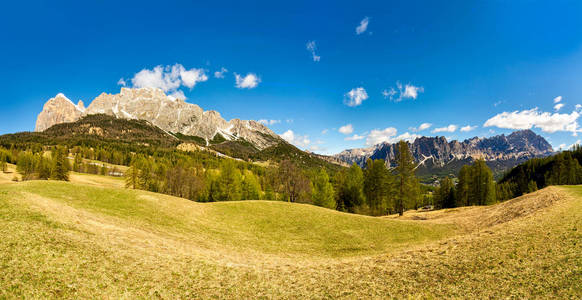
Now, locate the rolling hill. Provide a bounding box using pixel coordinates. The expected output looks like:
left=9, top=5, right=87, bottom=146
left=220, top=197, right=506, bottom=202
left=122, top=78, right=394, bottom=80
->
left=0, top=171, right=580, bottom=298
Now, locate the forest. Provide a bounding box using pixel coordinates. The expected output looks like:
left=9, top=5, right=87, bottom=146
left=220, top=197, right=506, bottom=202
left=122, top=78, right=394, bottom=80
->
left=2, top=137, right=577, bottom=216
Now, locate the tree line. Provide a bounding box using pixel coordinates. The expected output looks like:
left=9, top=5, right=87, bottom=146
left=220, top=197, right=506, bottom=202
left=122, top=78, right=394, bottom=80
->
left=497, top=145, right=582, bottom=200
left=121, top=140, right=422, bottom=215
left=433, top=159, right=497, bottom=209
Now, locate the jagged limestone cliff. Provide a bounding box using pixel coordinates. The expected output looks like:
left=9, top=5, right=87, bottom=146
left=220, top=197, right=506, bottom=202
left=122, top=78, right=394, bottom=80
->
left=35, top=88, right=280, bottom=150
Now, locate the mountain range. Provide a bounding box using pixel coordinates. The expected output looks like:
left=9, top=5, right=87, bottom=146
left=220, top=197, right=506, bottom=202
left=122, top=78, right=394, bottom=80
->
left=35, top=88, right=555, bottom=179
left=334, top=130, right=554, bottom=179
left=35, top=88, right=281, bottom=150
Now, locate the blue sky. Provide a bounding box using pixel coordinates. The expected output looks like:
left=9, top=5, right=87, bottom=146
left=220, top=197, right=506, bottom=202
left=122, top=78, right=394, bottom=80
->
left=1, top=0, right=582, bottom=154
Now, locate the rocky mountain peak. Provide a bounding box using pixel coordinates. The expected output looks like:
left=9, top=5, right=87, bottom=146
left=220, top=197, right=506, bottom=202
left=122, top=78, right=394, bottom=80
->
left=35, top=88, right=282, bottom=150
left=334, top=130, right=554, bottom=177
left=35, top=93, right=85, bottom=132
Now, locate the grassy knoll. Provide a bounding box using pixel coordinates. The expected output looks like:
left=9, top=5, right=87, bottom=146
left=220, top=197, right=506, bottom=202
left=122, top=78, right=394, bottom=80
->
left=0, top=179, right=580, bottom=298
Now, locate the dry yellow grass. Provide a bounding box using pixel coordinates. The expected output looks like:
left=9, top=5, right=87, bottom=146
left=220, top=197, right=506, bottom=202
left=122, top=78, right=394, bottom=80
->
left=0, top=178, right=580, bottom=299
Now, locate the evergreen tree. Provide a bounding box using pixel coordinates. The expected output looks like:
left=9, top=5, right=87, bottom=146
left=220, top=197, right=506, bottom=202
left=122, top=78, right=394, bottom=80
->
left=72, top=154, right=83, bottom=172
left=363, top=159, right=391, bottom=215
left=37, top=155, right=52, bottom=180
left=435, top=176, right=456, bottom=209
left=393, top=141, right=418, bottom=216
left=241, top=170, right=261, bottom=200
left=51, top=147, right=70, bottom=181
left=337, top=164, right=365, bottom=213
left=214, top=159, right=242, bottom=201
left=456, top=165, right=471, bottom=206
left=311, top=168, right=336, bottom=209
left=0, top=150, right=7, bottom=173
left=469, top=160, right=495, bottom=205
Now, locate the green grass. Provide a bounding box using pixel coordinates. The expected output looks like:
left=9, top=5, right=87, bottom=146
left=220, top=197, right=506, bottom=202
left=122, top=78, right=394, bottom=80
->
left=2, top=181, right=454, bottom=258
left=0, top=179, right=580, bottom=298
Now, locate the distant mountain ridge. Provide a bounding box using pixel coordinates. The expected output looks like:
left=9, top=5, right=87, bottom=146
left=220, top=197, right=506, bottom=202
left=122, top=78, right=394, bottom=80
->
left=334, top=130, right=554, bottom=178
left=35, top=88, right=281, bottom=150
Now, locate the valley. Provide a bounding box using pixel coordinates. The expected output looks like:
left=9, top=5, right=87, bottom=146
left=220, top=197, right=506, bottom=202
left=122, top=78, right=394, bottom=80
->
left=0, top=171, right=580, bottom=298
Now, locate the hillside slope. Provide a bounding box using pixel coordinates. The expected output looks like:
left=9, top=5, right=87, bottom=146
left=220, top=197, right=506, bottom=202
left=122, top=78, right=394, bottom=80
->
left=0, top=178, right=580, bottom=298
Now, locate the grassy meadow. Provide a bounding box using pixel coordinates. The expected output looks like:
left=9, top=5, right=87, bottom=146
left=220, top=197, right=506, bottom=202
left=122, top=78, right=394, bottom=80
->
left=0, top=171, right=580, bottom=298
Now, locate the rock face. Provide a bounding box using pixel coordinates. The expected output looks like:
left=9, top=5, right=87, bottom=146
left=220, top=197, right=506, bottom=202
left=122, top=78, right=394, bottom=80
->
left=35, top=88, right=281, bottom=150
left=35, top=93, right=85, bottom=132
left=335, top=130, right=554, bottom=176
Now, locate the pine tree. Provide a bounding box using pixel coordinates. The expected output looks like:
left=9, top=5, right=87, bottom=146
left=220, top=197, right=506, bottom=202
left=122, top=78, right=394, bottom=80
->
left=394, top=141, right=418, bottom=216
left=336, top=164, right=365, bottom=213
left=435, top=176, right=456, bottom=209
left=51, top=147, right=70, bottom=181
left=469, top=159, right=495, bottom=205
left=456, top=165, right=471, bottom=206
left=363, top=159, right=391, bottom=215
left=72, top=154, right=83, bottom=172
left=312, top=168, right=336, bottom=209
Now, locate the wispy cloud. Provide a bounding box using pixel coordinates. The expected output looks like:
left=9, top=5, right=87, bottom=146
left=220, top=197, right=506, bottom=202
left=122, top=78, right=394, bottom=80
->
left=214, top=67, right=228, bottom=78
left=344, top=87, right=368, bottom=107
left=306, top=41, right=321, bottom=62
left=460, top=125, right=477, bottom=132
left=355, top=17, right=369, bottom=35
left=234, top=73, right=260, bottom=89
left=432, top=124, right=458, bottom=133
left=410, top=122, right=432, bottom=132
left=554, top=103, right=564, bottom=111
left=554, top=96, right=562, bottom=103
left=258, top=119, right=280, bottom=126
left=345, top=134, right=365, bottom=141
left=383, top=81, right=424, bottom=102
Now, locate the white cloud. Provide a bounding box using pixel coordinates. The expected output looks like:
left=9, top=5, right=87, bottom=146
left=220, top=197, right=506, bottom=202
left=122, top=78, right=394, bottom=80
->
left=117, top=78, right=126, bottom=86
left=306, top=41, right=321, bottom=62
left=321, top=129, right=329, bottom=134
left=345, top=134, right=365, bottom=141
left=382, top=88, right=396, bottom=99
left=576, top=104, right=582, bottom=111
left=344, top=87, right=368, bottom=107
left=460, top=125, right=477, bottom=132
left=410, top=122, right=432, bottom=132
left=558, top=143, right=567, bottom=150
left=384, top=81, right=424, bottom=102
left=258, top=119, right=280, bottom=126
left=280, top=130, right=310, bottom=148
left=365, top=127, right=420, bottom=146
left=554, top=96, right=562, bottom=103
left=355, top=17, right=369, bottom=35
left=366, top=127, right=397, bottom=145
left=402, top=84, right=423, bottom=99
left=554, top=103, right=564, bottom=111
left=432, top=124, right=458, bottom=133
left=132, top=64, right=207, bottom=92
left=484, top=108, right=580, bottom=134
left=214, top=67, right=228, bottom=78
left=234, top=73, right=260, bottom=89
left=338, top=124, right=354, bottom=134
